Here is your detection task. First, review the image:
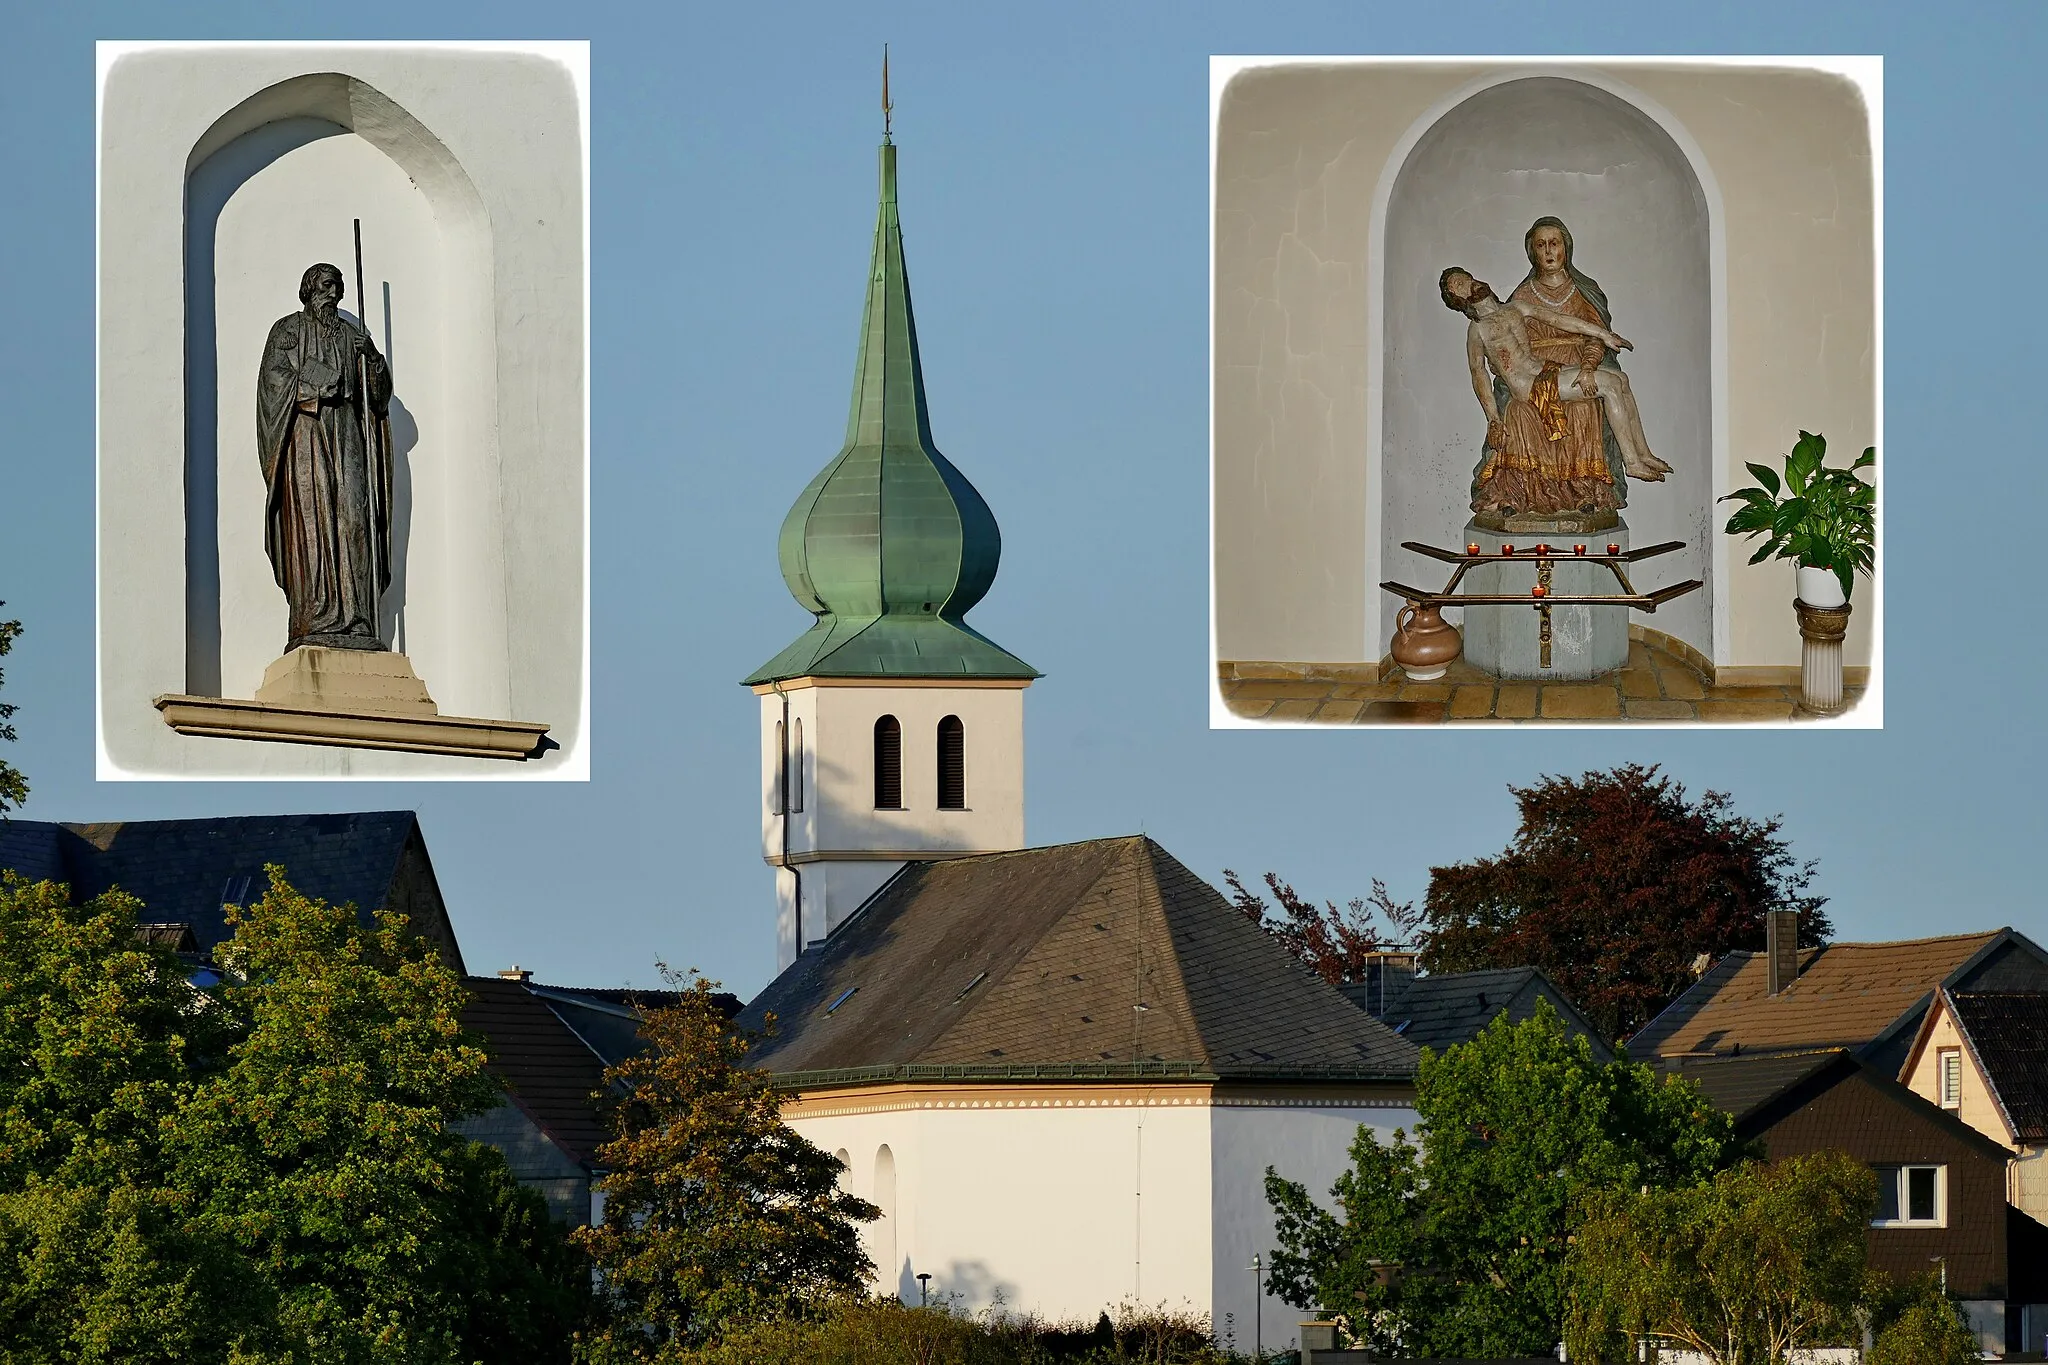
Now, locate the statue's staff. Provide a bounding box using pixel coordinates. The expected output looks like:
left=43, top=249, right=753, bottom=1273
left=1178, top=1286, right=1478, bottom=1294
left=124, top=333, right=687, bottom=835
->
left=351, top=218, right=384, bottom=625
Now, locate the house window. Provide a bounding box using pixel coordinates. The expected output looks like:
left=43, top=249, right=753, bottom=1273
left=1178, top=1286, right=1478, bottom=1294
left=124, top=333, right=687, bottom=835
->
left=873, top=716, right=902, bottom=809
left=1871, top=1165, right=1945, bottom=1227
left=937, top=715, right=965, bottom=809
left=1939, top=1048, right=1961, bottom=1108
left=790, top=719, right=804, bottom=813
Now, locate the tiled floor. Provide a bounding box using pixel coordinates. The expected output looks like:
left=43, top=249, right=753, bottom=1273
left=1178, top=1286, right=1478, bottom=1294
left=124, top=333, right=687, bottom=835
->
left=1220, top=637, right=1864, bottom=725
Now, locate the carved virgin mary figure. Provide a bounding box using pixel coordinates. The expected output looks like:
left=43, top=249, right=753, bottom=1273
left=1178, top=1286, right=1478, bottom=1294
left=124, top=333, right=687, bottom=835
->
left=257, top=263, right=393, bottom=652
left=1470, top=217, right=1669, bottom=528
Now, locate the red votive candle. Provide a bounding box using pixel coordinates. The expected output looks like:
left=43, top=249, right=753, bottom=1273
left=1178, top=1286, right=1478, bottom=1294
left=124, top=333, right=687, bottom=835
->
left=1573, top=543, right=1587, bottom=556
left=1532, top=585, right=1547, bottom=598
left=1466, top=542, right=1481, bottom=556
left=1535, top=542, right=1551, bottom=556
left=1500, top=544, right=1515, bottom=556
left=1606, top=543, right=1621, bottom=555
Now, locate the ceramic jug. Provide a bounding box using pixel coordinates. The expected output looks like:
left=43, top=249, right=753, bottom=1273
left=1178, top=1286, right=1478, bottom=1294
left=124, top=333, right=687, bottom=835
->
left=1391, top=601, right=1461, bottom=680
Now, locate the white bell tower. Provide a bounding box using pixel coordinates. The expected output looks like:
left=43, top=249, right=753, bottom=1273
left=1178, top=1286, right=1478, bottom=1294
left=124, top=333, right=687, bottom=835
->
left=744, top=135, right=1037, bottom=972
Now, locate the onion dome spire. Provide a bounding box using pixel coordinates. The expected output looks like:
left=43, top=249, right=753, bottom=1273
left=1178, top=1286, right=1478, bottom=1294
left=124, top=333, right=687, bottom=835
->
left=745, top=130, right=1036, bottom=685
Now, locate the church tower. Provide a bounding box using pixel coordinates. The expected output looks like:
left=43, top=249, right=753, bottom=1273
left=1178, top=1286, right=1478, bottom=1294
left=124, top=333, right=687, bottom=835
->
left=745, top=127, right=1038, bottom=972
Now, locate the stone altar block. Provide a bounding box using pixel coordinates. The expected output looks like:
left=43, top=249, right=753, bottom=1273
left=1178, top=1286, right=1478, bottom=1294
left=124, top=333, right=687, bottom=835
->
left=1460, top=519, right=1631, bottom=680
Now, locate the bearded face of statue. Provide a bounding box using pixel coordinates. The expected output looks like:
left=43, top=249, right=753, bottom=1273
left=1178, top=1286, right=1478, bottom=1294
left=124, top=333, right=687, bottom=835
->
left=298, top=264, right=345, bottom=317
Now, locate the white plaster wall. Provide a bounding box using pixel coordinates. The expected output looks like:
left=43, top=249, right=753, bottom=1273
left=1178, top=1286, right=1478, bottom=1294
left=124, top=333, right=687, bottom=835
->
left=1380, top=78, right=1712, bottom=660
left=2013, top=1144, right=2048, bottom=1225
left=98, top=44, right=587, bottom=778
left=790, top=1096, right=1214, bottom=1321
left=1210, top=1101, right=1418, bottom=1356
left=1214, top=61, right=1875, bottom=675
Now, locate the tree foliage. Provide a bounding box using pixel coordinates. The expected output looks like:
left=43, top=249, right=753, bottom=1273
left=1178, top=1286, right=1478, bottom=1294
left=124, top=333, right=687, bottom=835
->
left=1222, top=871, right=1419, bottom=985
left=1420, top=764, right=1831, bottom=1041
left=575, top=970, right=879, bottom=1360
left=1866, top=1274, right=1981, bottom=1365
left=1565, top=1150, right=1876, bottom=1365
left=0, top=606, right=28, bottom=812
left=0, top=867, right=588, bottom=1365
left=1263, top=1001, right=1743, bottom=1358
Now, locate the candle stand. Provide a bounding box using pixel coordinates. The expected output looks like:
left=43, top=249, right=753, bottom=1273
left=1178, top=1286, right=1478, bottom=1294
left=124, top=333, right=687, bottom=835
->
left=1383, top=540, right=1702, bottom=672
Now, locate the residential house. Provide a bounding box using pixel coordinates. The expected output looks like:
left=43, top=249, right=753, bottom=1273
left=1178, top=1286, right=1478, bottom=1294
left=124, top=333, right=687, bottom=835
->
left=1339, top=960, right=1614, bottom=1060
left=1667, top=1048, right=2028, bottom=1356
left=1900, top=988, right=2048, bottom=1222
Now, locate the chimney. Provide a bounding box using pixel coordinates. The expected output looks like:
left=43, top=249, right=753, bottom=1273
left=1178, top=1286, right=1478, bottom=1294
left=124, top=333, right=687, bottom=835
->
left=497, top=964, right=533, bottom=983
left=1765, top=912, right=1800, bottom=996
left=1360, top=951, right=1418, bottom=1019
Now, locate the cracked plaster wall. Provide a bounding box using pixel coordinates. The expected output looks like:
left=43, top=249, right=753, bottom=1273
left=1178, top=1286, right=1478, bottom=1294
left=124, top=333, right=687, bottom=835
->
left=1215, top=63, right=1874, bottom=671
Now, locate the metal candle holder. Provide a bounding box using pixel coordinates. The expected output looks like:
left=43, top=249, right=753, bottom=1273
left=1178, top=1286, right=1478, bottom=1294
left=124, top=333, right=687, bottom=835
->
left=1381, top=541, right=1702, bottom=670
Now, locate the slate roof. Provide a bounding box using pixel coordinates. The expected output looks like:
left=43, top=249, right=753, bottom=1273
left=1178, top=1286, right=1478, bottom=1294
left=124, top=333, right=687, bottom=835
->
left=1947, top=991, right=2048, bottom=1143
left=1628, top=931, right=2012, bottom=1061
left=1342, top=966, right=1614, bottom=1061
left=1660, top=1047, right=2016, bottom=1162
left=462, top=977, right=613, bottom=1168
left=738, top=836, right=1418, bottom=1084
left=0, top=812, right=425, bottom=955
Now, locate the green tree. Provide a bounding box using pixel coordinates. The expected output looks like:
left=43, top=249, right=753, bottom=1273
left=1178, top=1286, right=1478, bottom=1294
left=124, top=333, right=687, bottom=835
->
left=1867, top=1274, right=1980, bottom=1365
left=1421, top=764, right=1831, bottom=1041
left=1566, top=1150, right=1876, bottom=1365
left=574, top=970, right=879, bottom=1360
left=0, top=874, right=242, bottom=1363
left=0, top=606, right=28, bottom=812
left=1264, top=1000, right=1742, bottom=1358
left=168, top=867, right=587, bottom=1364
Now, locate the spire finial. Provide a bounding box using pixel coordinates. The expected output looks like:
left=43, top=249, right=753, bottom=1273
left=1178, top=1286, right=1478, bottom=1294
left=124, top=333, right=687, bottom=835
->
left=882, top=43, right=893, bottom=142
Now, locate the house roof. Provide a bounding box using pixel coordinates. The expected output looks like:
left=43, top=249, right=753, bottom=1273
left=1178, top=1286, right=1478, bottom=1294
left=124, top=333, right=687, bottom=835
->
left=461, top=977, right=613, bottom=1169
left=1947, top=991, right=2048, bottom=1143
left=1342, top=965, right=1614, bottom=1061
left=1628, top=931, right=2011, bottom=1061
left=737, top=836, right=1418, bottom=1086
left=1661, top=1047, right=2016, bottom=1162
left=0, top=812, right=435, bottom=959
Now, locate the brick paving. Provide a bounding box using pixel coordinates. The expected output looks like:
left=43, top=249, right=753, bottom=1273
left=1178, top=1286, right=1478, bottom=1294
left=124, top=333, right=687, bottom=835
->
left=1221, top=638, right=1865, bottom=725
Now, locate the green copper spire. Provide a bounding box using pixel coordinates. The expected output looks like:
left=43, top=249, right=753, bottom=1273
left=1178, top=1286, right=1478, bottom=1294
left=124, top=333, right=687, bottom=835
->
left=745, top=138, right=1037, bottom=685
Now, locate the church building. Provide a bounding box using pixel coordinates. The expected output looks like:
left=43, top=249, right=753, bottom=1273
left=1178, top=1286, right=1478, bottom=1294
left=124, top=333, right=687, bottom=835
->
left=737, top=127, right=1420, bottom=1353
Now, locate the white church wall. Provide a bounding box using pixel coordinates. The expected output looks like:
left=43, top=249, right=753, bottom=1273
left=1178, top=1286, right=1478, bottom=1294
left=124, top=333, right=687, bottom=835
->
left=788, top=1089, right=1216, bottom=1323
left=97, top=43, right=588, bottom=778
left=1209, top=1098, right=1419, bottom=1357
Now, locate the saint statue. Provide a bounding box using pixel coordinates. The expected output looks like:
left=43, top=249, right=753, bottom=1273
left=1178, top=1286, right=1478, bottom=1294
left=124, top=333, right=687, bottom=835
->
left=1455, top=218, right=1669, bottom=528
left=256, top=262, right=393, bottom=652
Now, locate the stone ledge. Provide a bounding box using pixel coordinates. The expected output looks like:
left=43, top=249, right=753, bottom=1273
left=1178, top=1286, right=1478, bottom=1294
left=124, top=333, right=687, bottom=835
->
left=153, top=695, right=551, bottom=761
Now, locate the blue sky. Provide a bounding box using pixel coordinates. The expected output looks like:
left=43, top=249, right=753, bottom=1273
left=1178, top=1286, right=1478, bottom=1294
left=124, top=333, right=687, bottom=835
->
left=1, top=2, right=2042, bottom=998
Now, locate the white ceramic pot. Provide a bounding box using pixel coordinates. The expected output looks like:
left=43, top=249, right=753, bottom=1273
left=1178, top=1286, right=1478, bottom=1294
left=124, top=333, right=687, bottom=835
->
left=1796, top=564, right=1847, bottom=609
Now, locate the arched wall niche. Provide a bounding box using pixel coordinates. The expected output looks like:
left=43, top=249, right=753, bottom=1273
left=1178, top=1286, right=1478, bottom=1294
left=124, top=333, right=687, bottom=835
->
left=1375, top=74, right=1723, bottom=665
left=873, top=1143, right=900, bottom=1297
left=183, top=73, right=508, bottom=718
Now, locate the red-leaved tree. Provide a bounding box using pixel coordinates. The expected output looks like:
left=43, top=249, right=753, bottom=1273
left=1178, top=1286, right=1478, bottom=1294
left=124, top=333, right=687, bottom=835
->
left=1421, top=764, right=1830, bottom=1042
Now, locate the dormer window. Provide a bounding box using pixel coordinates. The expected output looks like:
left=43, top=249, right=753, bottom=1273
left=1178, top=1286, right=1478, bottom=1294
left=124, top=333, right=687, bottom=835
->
left=873, top=716, right=902, bottom=809
left=937, top=715, right=965, bottom=809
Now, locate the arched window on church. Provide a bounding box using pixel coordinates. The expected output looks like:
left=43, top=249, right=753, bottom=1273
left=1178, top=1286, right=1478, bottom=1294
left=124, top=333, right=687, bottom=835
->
left=873, top=715, right=902, bottom=809
left=873, top=1143, right=897, bottom=1291
left=771, top=720, right=786, bottom=816
left=936, top=715, right=965, bottom=809
left=790, top=718, right=804, bottom=813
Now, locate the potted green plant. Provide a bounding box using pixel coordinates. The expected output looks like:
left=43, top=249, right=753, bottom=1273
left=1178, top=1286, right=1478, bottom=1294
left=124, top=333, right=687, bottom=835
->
left=1719, top=431, right=1874, bottom=608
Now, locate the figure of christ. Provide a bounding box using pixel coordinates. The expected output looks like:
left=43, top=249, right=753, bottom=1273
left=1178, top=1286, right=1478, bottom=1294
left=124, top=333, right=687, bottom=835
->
left=256, top=262, right=394, bottom=653
left=1437, top=268, right=1664, bottom=495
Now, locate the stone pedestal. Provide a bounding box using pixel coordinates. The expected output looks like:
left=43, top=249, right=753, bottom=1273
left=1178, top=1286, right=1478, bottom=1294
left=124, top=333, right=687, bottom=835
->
left=1460, top=518, right=1631, bottom=681
left=1794, top=598, right=1852, bottom=714
left=153, top=646, right=552, bottom=760
left=255, top=646, right=439, bottom=716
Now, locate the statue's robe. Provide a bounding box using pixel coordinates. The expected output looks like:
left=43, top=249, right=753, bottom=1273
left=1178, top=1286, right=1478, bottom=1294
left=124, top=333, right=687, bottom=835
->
left=257, top=308, right=392, bottom=651
left=1472, top=269, right=1629, bottom=520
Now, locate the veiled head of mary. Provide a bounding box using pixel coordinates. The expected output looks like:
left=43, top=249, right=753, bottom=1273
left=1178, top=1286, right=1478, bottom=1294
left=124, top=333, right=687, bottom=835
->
left=1524, top=218, right=1573, bottom=276
left=298, top=263, right=345, bottom=313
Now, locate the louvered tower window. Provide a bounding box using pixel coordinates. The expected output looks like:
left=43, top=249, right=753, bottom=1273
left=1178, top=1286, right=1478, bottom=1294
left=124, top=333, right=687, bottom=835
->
left=790, top=719, right=804, bottom=813
left=771, top=720, right=786, bottom=815
left=937, top=715, right=965, bottom=809
left=873, top=715, right=902, bottom=809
